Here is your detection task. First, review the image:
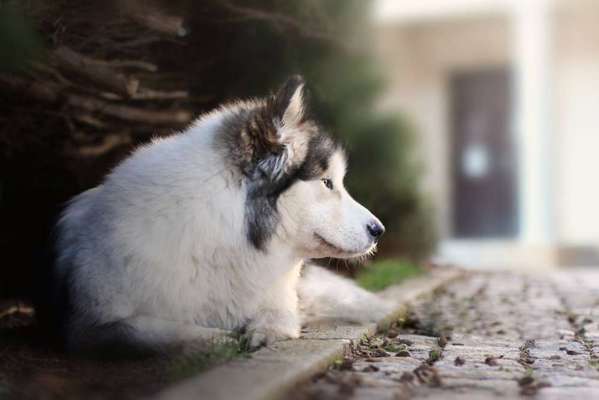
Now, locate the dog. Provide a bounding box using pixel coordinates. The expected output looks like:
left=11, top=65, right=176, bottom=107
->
left=52, top=75, right=392, bottom=355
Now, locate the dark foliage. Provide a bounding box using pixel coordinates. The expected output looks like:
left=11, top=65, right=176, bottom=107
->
left=0, top=0, right=435, bottom=298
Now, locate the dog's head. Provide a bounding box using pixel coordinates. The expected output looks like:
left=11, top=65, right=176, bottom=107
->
left=219, top=75, right=384, bottom=258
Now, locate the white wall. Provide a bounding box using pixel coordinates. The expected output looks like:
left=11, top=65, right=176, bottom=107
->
left=552, top=3, right=599, bottom=245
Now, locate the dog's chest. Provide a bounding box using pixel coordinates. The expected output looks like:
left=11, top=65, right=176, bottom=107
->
left=144, top=251, right=297, bottom=329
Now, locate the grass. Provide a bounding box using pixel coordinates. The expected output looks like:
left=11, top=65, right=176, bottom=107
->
left=0, top=384, right=9, bottom=399
left=428, top=349, right=442, bottom=363
left=356, top=259, right=423, bottom=292
left=168, top=340, right=249, bottom=381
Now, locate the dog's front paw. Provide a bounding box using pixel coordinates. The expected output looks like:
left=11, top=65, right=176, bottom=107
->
left=244, top=313, right=300, bottom=350
left=244, top=326, right=299, bottom=350
left=245, top=330, right=273, bottom=350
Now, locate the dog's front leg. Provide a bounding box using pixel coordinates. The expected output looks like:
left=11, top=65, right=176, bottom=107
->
left=245, top=263, right=302, bottom=349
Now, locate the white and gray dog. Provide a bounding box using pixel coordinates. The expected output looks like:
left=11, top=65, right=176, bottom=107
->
left=52, top=76, right=392, bottom=355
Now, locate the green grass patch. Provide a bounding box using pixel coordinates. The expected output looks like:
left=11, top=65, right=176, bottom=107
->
left=428, top=349, right=442, bottom=363
left=168, top=340, right=248, bottom=381
left=0, top=383, right=10, bottom=400
left=357, top=259, right=423, bottom=292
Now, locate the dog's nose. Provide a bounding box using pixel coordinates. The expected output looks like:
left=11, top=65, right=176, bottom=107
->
left=366, top=221, right=385, bottom=240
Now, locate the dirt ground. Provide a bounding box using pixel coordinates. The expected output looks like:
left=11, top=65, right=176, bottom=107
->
left=295, top=270, right=599, bottom=399
left=0, top=302, right=184, bottom=400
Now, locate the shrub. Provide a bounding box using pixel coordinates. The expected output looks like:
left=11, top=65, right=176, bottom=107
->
left=357, top=259, right=423, bottom=292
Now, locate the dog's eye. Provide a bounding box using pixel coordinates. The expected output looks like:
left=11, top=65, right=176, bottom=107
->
left=321, top=178, right=334, bottom=190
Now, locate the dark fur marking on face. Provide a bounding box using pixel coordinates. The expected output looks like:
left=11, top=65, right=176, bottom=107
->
left=297, top=133, right=339, bottom=180
left=215, top=76, right=341, bottom=250
left=245, top=133, right=341, bottom=250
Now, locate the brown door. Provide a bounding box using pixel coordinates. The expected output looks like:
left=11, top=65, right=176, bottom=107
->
left=451, top=68, right=517, bottom=238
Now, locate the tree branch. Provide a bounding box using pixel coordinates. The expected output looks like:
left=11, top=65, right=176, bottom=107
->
left=0, top=76, right=192, bottom=127
left=66, top=94, right=192, bottom=126
left=131, top=88, right=188, bottom=100
left=216, top=1, right=349, bottom=50
left=83, top=59, right=158, bottom=73
left=53, top=46, right=139, bottom=97
left=77, top=133, right=133, bottom=157
left=120, top=0, right=188, bottom=37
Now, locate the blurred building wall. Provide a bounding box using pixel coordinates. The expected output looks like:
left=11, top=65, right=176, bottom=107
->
left=554, top=2, right=599, bottom=244
left=375, top=16, right=510, bottom=239
left=375, top=0, right=599, bottom=268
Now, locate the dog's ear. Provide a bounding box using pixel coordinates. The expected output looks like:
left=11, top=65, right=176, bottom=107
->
left=249, top=75, right=310, bottom=182
left=270, top=75, right=306, bottom=129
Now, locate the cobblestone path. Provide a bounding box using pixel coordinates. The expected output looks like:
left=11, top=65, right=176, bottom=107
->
left=296, top=270, right=599, bottom=399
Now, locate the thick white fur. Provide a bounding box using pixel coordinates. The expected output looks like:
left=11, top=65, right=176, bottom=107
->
left=56, top=89, right=391, bottom=353
left=299, top=264, right=393, bottom=324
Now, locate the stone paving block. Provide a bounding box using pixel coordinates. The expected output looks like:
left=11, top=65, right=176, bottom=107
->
left=350, top=386, right=405, bottom=400
left=536, top=374, right=599, bottom=388
left=533, top=364, right=599, bottom=381
left=255, top=338, right=349, bottom=360
left=449, top=334, right=516, bottom=346
left=348, top=373, right=403, bottom=388
left=585, top=330, right=599, bottom=341
left=406, top=345, right=437, bottom=362
left=353, top=357, right=422, bottom=376
left=530, top=344, right=584, bottom=361
left=442, top=344, right=521, bottom=362
left=556, top=330, right=576, bottom=341
left=413, top=380, right=520, bottom=399
left=395, top=334, right=440, bottom=346
left=538, top=387, right=599, bottom=400
left=300, top=323, right=376, bottom=341
left=435, top=362, right=525, bottom=381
